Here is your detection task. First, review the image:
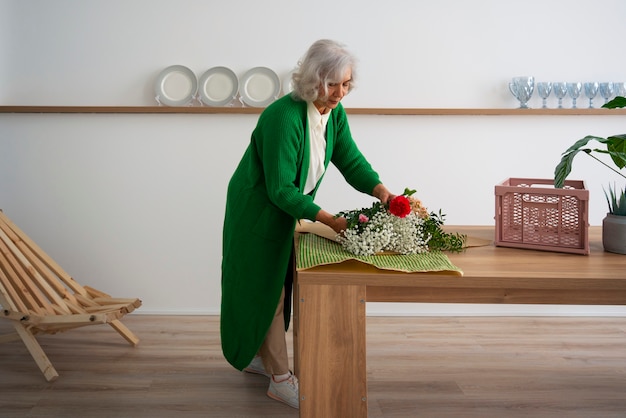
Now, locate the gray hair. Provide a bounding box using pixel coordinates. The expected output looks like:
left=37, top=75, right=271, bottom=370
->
left=291, top=39, right=357, bottom=102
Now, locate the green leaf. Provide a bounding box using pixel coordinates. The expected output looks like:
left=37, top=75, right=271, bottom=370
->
left=554, top=135, right=626, bottom=188
left=562, top=135, right=607, bottom=154
left=604, top=183, right=626, bottom=215
left=607, top=134, right=626, bottom=169
left=554, top=148, right=584, bottom=188
left=602, top=96, right=626, bottom=109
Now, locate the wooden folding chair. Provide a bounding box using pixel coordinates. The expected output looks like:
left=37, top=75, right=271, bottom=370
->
left=0, top=210, right=142, bottom=381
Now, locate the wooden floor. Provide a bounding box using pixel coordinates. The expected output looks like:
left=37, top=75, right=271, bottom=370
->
left=1, top=315, right=625, bottom=417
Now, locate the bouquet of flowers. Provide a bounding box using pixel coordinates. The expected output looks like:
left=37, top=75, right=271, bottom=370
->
left=335, top=188, right=466, bottom=256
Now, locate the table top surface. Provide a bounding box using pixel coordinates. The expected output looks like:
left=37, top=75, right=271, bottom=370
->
left=296, top=226, right=626, bottom=289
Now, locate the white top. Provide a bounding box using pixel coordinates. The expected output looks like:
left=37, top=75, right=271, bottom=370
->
left=303, top=102, right=330, bottom=195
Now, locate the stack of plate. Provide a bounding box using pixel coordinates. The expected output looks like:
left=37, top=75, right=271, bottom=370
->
left=154, top=66, right=283, bottom=107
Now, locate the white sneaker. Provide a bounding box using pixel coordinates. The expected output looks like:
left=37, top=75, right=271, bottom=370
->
left=267, top=372, right=299, bottom=409
left=243, top=356, right=270, bottom=378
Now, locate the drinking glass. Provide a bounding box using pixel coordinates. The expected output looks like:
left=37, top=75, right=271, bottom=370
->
left=537, top=82, right=552, bottom=108
left=552, top=82, right=568, bottom=109
left=508, top=76, right=535, bottom=108
left=566, top=82, right=582, bottom=108
left=614, top=82, right=626, bottom=98
left=599, top=82, right=614, bottom=104
left=583, top=82, right=598, bottom=108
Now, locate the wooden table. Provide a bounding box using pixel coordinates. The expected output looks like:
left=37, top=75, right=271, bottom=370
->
left=293, top=226, right=626, bottom=418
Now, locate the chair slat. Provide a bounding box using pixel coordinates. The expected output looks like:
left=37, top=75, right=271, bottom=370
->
left=13, top=239, right=82, bottom=307
left=0, top=211, right=87, bottom=296
left=84, top=285, right=110, bottom=299
left=0, top=227, right=71, bottom=314
left=0, top=238, right=52, bottom=315
left=0, top=264, right=26, bottom=313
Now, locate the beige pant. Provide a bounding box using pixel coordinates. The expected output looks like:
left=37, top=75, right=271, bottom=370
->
left=258, top=288, right=289, bottom=375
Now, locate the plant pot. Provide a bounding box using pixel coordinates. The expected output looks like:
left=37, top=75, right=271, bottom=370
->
left=602, top=213, right=626, bottom=254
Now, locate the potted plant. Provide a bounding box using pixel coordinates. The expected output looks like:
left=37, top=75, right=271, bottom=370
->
left=554, top=96, right=626, bottom=254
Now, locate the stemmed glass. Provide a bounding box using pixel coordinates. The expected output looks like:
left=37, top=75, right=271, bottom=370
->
left=508, top=76, right=535, bottom=108
left=552, top=82, right=568, bottom=109
left=583, top=82, right=599, bottom=108
left=614, top=82, right=626, bottom=98
left=566, top=82, right=582, bottom=108
left=599, top=82, right=614, bottom=104
left=537, top=82, right=552, bottom=108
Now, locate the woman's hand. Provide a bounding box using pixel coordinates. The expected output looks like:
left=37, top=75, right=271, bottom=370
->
left=329, top=216, right=348, bottom=233
left=315, top=210, right=347, bottom=233
left=372, top=183, right=396, bottom=204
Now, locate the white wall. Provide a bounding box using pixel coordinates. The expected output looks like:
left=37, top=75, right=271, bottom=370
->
left=1, top=0, right=625, bottom=315
left=3, top=0, right=626, bottom=108
left=0, top=1, right=8, bottom=101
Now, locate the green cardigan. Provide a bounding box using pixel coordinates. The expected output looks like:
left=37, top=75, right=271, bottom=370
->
left=220, top=94, right=381, bottom=370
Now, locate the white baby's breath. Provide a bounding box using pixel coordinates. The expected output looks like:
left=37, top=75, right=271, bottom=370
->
left=385, top=212, right=430, bottom=254
left=336, top=188, right=466, bottom=256
left=338, top=209, right=430, bottom=256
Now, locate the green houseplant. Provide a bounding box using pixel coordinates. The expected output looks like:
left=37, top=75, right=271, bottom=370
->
left=554, top=95, right=626, bottom=253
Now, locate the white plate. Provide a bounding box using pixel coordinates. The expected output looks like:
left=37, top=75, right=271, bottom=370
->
left=239, top=67, right=281, bottom=107
left=154, top=65, right=197, bottom=106
left=197, top=67, right=239, bottom=106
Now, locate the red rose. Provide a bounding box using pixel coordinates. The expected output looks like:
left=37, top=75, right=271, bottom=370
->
left=389, top=195, right=411, bottom=218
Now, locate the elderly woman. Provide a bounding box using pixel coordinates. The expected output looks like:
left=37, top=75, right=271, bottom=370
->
left=220, top=39, right=394, bottom=409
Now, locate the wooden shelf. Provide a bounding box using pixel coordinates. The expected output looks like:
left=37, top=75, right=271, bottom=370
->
left=1, top=105, right=626, bottom=116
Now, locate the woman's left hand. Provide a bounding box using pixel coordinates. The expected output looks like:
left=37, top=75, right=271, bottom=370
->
left=372, top=183, right=395, bottom=204
left=316, top=210, right=348, bottom=233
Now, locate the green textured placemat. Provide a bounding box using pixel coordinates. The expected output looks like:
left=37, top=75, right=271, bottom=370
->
left=297, top=233, right=463, bottom=275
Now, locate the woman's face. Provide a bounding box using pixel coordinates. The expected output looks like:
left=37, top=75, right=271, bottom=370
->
left=314, top=68, right=352, bottom=114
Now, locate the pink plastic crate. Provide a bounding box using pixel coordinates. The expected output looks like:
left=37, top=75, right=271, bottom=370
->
left=495, top=178, right=589, bottom=255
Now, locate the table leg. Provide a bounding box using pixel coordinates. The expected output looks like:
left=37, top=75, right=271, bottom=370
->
left=295, top=281, right=368, bottom=418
